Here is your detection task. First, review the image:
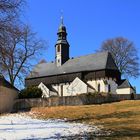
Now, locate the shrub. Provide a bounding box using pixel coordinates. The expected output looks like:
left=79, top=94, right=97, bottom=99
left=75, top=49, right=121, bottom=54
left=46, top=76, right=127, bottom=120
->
left=78, top=92, right=111, bottom=98
left=19, top=87, right=42, bottom=99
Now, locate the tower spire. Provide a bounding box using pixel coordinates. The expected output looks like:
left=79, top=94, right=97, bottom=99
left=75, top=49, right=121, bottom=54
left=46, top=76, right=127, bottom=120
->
left=60, top=15, right=63, bottom=25
left=55, top=15, right=70, bottom=66
left=60, top=10, right=64, bottom=25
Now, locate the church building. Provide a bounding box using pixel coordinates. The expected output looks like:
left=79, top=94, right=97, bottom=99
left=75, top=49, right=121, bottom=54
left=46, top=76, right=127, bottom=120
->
left=25, top=18, right=135, bottom=97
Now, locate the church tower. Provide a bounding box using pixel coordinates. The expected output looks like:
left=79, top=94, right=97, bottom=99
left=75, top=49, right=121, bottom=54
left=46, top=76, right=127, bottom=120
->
left=55, top=16, right=69, bottom=66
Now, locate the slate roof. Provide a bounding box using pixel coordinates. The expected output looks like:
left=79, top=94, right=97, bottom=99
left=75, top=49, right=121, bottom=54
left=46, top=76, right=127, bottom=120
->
left=0, top=75, right=19, bottom=91
left=27, top=51, right=119, bottom=79
left=118, top=79, right=134, bottom=89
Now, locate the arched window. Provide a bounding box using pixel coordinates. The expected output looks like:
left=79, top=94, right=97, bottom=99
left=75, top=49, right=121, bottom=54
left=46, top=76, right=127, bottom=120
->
left=108, top=84, right=111, bottom=92
left=57, top=45, right=60, bottom=52
left=61, top=85, right=63, bottom=97
left=98, top=84, right=100, bottom=92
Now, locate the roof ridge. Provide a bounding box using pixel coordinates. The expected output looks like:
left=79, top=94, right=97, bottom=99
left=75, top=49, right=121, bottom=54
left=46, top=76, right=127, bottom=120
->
left=70, top=51, right=109, bottom=60
left=27, top=51, right=119, bottom=79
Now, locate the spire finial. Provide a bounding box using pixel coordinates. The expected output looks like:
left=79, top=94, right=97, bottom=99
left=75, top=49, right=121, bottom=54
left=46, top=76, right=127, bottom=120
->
left=60, top=10, right=64, bottom=25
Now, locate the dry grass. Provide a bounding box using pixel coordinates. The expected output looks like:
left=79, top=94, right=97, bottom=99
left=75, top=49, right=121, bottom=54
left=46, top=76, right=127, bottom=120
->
left=30, top=100, right=140, bottom=138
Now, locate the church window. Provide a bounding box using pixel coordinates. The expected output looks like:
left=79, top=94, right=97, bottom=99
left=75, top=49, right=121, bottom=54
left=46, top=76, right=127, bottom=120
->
left=61, top=85, right=63, bottom=97
left=57, top=45, right=60, bottom=52
left=108, top=84, right=111, bottom=92
left=98, top=84, right=100, bottom=92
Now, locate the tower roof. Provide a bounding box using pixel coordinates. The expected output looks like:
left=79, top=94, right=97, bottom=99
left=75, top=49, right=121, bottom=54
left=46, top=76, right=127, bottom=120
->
left=58, top=15, right=67, bottom=33
left=58, top=25, right=66, bottom=32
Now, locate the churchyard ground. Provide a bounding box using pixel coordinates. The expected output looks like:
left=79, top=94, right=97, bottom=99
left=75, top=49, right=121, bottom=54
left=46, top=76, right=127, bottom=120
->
left=0, top=100, right=140, bottom=139
left=29, top=100, right=140, bottom=139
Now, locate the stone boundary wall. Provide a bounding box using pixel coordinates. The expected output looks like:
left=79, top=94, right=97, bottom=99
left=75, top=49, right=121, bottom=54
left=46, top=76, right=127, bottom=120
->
left=13, top=93, right=139, bottom=112
left=136, top=94, right=140, bottom=99
left=0, top=87, right=18, bottom=113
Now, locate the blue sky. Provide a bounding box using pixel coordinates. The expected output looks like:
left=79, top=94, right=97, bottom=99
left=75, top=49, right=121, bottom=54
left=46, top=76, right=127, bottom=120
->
left=26, top=0, right=140, bottom=93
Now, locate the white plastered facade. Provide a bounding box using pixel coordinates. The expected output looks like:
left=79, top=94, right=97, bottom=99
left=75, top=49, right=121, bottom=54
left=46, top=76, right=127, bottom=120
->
left=116, top=88, right=134, bottom=94
left=39, top=77, right=134, bottom=98
left=38, top=82, right=58, bottom=97
left=87, top=78, right=117, bottom=94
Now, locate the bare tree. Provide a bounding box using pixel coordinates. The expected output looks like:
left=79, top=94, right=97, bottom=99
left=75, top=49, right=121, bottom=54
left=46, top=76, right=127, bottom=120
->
left=0, top=25, right=46, bottom=86
left=98, top=37, right=139, bottom=78
left=0, top=0, right=25, bottom=35
left=0, top=0, right=25, bottom=21
left=0, top=0, right=25, bottom=69
left=0, top=0, right=47, bottom=88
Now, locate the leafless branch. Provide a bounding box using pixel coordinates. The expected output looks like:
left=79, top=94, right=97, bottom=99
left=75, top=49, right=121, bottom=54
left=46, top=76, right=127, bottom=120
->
left=97, top=37, right=140, bottom=78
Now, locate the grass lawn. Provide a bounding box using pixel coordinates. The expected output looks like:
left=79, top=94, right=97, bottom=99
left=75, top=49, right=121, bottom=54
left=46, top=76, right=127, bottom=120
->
left=29, top=100, right=140, bottom=139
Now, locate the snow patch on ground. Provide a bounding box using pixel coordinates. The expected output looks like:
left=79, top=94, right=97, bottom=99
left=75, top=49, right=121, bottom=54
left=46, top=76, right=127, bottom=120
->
left=0, top=113, right=100, bottom=139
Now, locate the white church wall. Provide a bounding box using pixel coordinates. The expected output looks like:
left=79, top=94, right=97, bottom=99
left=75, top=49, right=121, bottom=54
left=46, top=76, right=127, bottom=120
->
left=87, top=78, right=118, bottom=93
left=52, top=83, right=70, bottom=96
left=87, top=79, right=105, bottom=92
left=67, top=78, right=88, bottom=96
left=52, top=84, right=59, bottom=92
left=87, top=87, right=95, bottom=93
left=52, top=79, right=88, bottom=97
left=87, top=80, right=97, bottom=91
left=107, top=78, right=117, bottom=94
left=38, top=83, right=58, bottom=98
left=97, top=79, right=106, bottom=92
left=38, top=82, right=50, bottom=98
left=116, top=88, right=134, bottom=94
left=52, top=84, right=60, bottom=96
left=63, top=83, right=71, bottom=96
left=51, top=77, right=118, bottom=97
